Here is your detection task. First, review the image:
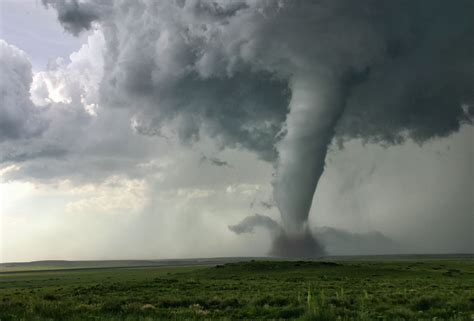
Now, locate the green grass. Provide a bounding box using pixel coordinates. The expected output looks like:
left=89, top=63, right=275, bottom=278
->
left=1, top=259, right=473, bottom=320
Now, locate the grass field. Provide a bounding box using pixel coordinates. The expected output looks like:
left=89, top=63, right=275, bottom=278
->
left=1, top=257, right=473, bottom=320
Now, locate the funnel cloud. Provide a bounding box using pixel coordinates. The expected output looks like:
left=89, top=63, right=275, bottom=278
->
left=42, top=0, right=473, bottom=258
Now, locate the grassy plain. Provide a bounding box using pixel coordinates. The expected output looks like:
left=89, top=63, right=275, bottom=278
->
left=0, top=257, right=473, bottom=320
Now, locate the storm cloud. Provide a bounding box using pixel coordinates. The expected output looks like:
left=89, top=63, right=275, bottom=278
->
left=37, top=0, right=474, bottom=257
left=42, top=0, right=473, bottom=145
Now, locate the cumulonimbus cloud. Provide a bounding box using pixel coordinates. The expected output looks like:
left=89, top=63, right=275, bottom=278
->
left=42, top=0, right=473, bottom=257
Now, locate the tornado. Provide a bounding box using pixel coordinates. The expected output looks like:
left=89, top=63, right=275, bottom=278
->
left=270, top=73, right=345, bottom=256
left=228, top=70, right=351, bottom=258
left=275, top=73, right=344, bottom=232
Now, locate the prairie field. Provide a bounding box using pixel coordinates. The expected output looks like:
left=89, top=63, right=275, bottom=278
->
left=0, top=257, right=473, bottom=320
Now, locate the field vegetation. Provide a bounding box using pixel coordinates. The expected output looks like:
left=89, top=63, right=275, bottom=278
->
left=1, top=258, right=473, bottom=320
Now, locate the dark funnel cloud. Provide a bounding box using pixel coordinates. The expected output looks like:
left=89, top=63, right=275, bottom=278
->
left=45, top=0, right=473, bottom=257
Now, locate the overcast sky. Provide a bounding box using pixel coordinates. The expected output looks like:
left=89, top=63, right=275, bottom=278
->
left=1, top=0, right=472, bottom=262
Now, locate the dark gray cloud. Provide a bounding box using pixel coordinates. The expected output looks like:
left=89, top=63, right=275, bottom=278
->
left=42, top=0, right=112, bottom=36
left=260, top=201, right=274, bottom=210
left=0, top=145, right=68, bottom=163
left=110, top=71, right=290, bottom=162
left=0, top=106, right=161, bottom=184
left=200, top=155, right=232, bottom=168
left=336, top=2, right=474, bottom=144
left=40, top=0, right=474, bottom=152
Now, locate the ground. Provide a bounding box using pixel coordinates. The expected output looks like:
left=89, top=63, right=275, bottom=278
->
left=0, top=257, right=473, bottom=320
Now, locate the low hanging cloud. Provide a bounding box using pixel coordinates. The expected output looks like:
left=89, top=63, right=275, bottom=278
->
left=228, top=213, right=280, bottom=235
left=316, top=227, right=402, bottom=256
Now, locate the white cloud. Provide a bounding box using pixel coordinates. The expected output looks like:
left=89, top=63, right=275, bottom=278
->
left=0, top=40, right=47, bottom=141
left=65, top=176, right=147, bottom=216
left=30, top=29, right=104, bottom=113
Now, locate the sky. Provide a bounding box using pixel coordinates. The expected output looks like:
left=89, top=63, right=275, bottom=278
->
left=0, top=0, right=472, bottom=262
